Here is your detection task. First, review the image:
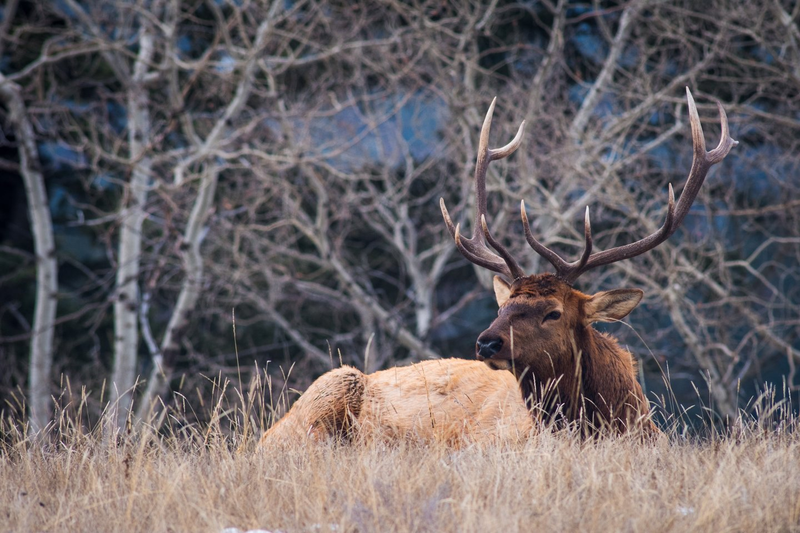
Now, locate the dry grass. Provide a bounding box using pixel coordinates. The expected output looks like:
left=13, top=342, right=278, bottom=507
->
left=1, top=383, right=799, bottom=533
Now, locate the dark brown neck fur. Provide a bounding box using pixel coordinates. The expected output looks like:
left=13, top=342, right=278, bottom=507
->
left=518, top=322, right=651, bottom=434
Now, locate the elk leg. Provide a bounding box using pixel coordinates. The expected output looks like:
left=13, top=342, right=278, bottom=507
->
left=260, top=365, right=367, bottom=445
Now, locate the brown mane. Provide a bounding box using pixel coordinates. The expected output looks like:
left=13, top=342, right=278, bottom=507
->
left=479, top=273, right=654, bottom=434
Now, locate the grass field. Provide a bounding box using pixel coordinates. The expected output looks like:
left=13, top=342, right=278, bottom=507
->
left=1, top=383, right=799, bottom=533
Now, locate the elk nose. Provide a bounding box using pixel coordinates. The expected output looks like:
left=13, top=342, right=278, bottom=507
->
left=476, top=338, right=503, bottom=359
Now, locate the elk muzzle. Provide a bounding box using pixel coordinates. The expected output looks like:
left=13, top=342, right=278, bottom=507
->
left=476, top=336, right=503, bottom=360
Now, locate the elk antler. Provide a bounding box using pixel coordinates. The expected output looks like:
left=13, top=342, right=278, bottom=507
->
left=523, top=87, right=738, bottom=284
left=440, top=98, right=526, bottom=280
left=442, top=89, right=737, bottom=285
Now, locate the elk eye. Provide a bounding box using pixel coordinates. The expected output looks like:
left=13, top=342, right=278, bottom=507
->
left=543, top=310, right=562, bottom=323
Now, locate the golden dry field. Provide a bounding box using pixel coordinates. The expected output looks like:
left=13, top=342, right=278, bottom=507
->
left=1, top=386, right=799, bottom=533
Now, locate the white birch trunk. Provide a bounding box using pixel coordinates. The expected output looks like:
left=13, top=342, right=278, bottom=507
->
left=109, top=31, right=153, bottom=429
left=0, top=75, right=58, bottom=433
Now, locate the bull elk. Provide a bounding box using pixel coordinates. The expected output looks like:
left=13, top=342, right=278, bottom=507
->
left=259, top=88, right=736, bottom=446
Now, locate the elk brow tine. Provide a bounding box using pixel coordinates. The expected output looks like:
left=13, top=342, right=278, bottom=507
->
left=480, top=215, right=525, bottom=280
left=452, top=218, right=509, bottom=267
left=530, top=207, right=591, bottom=283
left=444, top=197, right=505, bottom=270
left=454, top=223, right=512, bottom=277
left=444, top=196, right=513, bottom=268
left=520, top=200, right=571, bottom=271
left=439, top=198, right=457, bottom=239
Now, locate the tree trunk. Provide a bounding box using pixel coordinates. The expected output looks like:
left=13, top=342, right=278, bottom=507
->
left=0, top=75, right=58, bottom=433
left=110, top=31, right=153, bottom=429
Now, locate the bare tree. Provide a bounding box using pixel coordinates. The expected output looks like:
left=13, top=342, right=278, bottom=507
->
left=0, top=71, right=57, bottom=432
left=136, top=2, right=284, bottom=421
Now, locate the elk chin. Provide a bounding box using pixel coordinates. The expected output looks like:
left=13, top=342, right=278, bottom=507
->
left=482, top=358, right=513, bottom=371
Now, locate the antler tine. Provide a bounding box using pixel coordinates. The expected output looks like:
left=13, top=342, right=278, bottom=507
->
left=576, top=206, right=593, bottom=269
left=481, top=215, right=525, bottom=280
left=520, top=200, right=570, bottom=270
left=555, top=186, right=675, bottom=283
left=452, top=222, right=514, bottom=275
left=520, top=201, right=593, bottom=281
left=472, top=98, right=526, bottom=239
left=440, top=98, right=526, bottom=280
left=550, top=87, right=736, bottom=284
left=441, top=190, right=514, bottom=279
left=670, top=87, right=738, bottom=235
left=488, top=119, right=526, bottom=161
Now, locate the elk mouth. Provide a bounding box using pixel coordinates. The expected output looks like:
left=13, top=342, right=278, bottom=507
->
left=482, top=358, right=513, bottom=371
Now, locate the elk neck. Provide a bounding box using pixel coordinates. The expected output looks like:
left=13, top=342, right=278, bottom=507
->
left=506, top=275, right=647, bottom=431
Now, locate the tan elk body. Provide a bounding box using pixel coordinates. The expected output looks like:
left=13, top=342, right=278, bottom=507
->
left=262, top=358, right=534, bottom=446
left=259, top=89, right=736, bottom=446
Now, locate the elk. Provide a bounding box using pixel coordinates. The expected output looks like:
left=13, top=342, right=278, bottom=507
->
left=259, top=88, right=736, bottom=446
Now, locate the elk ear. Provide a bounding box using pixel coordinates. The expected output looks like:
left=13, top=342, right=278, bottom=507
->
left=584, top=289, right=643, bottom=324
left=493, top=276, right=512, bottom=307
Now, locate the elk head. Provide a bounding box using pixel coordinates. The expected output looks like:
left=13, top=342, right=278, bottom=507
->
left=441, top=89, right=737, bottom=431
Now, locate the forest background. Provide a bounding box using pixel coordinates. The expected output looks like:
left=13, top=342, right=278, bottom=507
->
left=1, top=0, right=799, bottom=434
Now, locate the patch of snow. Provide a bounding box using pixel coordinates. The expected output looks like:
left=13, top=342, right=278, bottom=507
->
left=221, top=528, right=281, bottom=533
